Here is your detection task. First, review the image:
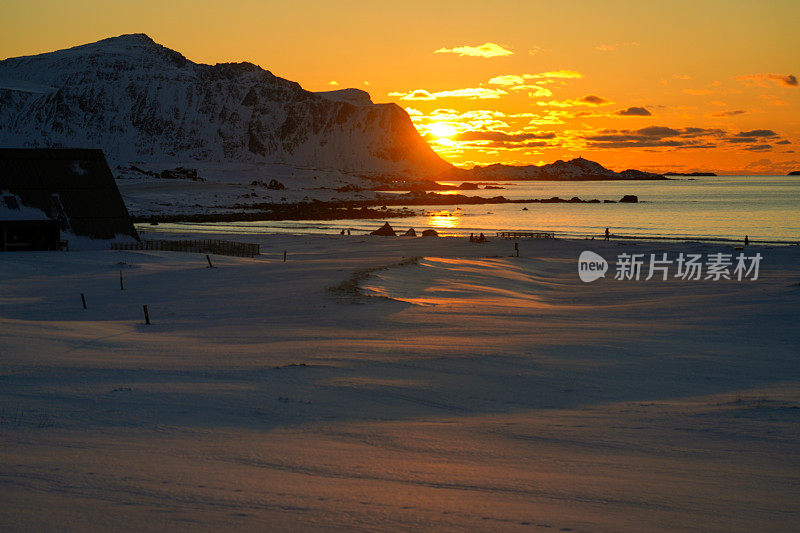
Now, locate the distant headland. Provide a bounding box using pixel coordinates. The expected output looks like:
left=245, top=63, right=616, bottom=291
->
left=664, top=171, right=718, bottom=176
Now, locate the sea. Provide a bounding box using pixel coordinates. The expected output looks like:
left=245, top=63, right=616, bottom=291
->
left=140, top=176, right=800, bottom=244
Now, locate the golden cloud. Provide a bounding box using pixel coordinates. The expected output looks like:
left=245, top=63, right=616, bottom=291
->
left=388, top=89, right=436, bottom=100
left=488, top=75, right=526, bottom=86
left=538, top=94, right=611, bottom=108
left=736, top=73, right=798, bottom=88
left=434, top=43, right=514, bottom=58
left=489, top=71, right=583, bottom=87
left=528, top=70, right=582, bottom=79
left=389, top=88, right=507, bottom=100
left=524, top=86, right=553, bottom=97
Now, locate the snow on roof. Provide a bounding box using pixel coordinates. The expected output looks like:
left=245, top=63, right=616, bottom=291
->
left=0, top=191, right=51, bottom=221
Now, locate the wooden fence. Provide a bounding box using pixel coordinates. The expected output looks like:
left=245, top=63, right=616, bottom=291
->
left=112, top=239, right=259, bottom=257
left=496, top=231, right=555, bottom=239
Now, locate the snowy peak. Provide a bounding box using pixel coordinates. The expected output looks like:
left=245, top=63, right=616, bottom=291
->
left=0, top=34, right=450, bottom=177
left=69, top=33, right=161, bottom=53
left=316, top=88, right=373, bottom=106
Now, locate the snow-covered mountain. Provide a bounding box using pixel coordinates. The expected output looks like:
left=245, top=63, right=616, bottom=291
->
left=443, top=157, right=666, bottom=180
left=0, top=34, right=450, bottom=177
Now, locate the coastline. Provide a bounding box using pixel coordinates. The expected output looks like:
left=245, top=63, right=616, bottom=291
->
left=131, top=194, right=639, bottom=224
left=122, top=176, right=800, bottom=245
left=135, top=224, right=800, bottom=247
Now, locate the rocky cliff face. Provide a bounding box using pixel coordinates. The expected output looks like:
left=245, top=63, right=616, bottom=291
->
left=0, top=34, right=450, bottom=177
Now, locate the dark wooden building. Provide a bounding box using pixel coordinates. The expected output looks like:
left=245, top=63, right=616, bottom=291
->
left=0, top=149, right=138, bottom=241
left=1, top=191, right=61, bottom=251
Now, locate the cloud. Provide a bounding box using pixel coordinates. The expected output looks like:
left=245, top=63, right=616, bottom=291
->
left=476, top=140, right=550, bottom=149
left=434, top=88, right=507, bottom=99
left=616, top=106, right=651, bottom=116
left=735, top=129, right=777, bottom=138
left=776, top=140, right=792, bottom=145
left=525, top=86, right=553, bottom=97
left=429, top=109, right=507, bottom=120
left=586, top=139, right=708, bottom=149
left=528, top=46, right=543, bottom=55
left=434, top=43, right=513, bottom=58
left=488, top=75, right=526, bottom=86
left=408, top=109, right=511, bottom=134
left=487, top=83, right=553, bottom=96
left=741, top=158, right=800, bottom=174
left=404, top=107, right=423, bottom=116
left=489, top=71, right=582, bottom=88
left=581, top=95, right=607, bottom=105
left=528, top=70, right=582, bottom=79
left=487, top=74, right=569, bottom=98
left=539, top=94, right=610, bottom=108
left=759, top=94, right=790, bottom=106
left=453, top=130, right=556, bottom=142
left=328, top=81, right=339, bottom=86
left=582, top=126, right=726, bottom=149
left=389, top=89, right=435, bottom=100
left=673, top=74, right=692, bottom=80
left=526, top=110, right=571, bottom=125
left=390, top=87, right=508, bottom=100
left=744, top=144, right=773, bottom=152
left=736, top=73, right=798, bottom=88
left=711, top=110, right=746, bottom=117
left=583, top=125, right=788, bottom=153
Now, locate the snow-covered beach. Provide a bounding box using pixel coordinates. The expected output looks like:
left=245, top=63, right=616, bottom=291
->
left=1, top=233, right=798, bottom=531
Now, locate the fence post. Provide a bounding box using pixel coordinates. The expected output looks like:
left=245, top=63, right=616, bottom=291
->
left=81, top=293, right=87, bottom=309
left=143, top=305, right=150, bottom=325
left=120, top=271, right=124, bottom=290
left=283, top=251, right=287, bottom=262
left=206, top=254, right=214, bottom=268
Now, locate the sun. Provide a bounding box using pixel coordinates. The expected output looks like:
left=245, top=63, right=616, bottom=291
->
left=428, top=122, right=457, bottom=139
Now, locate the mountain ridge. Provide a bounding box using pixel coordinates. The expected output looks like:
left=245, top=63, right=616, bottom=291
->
left=0, top=33, right=450, bottom=178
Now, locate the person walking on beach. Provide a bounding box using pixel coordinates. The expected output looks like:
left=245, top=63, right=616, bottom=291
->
left=604, top=227, right=610, bottom=241
left=744, top=235, right=749, bottom=246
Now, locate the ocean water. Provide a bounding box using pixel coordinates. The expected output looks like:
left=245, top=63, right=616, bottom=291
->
left=142, top=176, right=800, bottom=243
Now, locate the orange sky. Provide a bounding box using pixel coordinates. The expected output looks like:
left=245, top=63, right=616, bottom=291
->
left=1, top=0, right=798, bottom=174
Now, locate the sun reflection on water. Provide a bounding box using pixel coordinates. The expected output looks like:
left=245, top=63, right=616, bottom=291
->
left=427, top=210, right=461, bottom=229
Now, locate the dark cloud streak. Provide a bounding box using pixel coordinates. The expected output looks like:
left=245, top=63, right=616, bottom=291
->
left=616, top=106, right=651, bottom=116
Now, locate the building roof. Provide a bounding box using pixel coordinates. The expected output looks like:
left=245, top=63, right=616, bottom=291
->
left=0, top=190, right=51, bottom=221
left=0, top=149, right=138, bottom=239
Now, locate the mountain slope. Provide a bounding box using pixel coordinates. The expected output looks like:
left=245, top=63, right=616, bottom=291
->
left=0, top=34, right=450, bottom=177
